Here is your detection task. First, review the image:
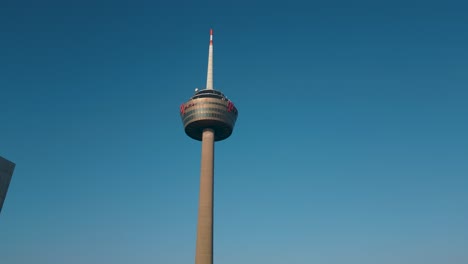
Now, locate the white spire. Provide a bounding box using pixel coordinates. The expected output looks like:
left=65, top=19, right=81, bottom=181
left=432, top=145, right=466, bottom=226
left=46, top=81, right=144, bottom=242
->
left=206, top=29, right=214, bottom=90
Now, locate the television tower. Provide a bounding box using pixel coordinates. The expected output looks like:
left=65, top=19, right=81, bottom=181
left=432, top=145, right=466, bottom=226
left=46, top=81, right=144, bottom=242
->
left=180, top=29, right=238, bottom=264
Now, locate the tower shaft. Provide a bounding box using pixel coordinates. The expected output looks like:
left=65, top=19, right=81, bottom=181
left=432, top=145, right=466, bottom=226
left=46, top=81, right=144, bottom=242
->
left=195, top=128, right=215, bottom=264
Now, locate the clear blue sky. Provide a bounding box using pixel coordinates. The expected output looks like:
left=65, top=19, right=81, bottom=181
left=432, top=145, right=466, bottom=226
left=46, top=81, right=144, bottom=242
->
left=1, top=1, right=467, bottom=263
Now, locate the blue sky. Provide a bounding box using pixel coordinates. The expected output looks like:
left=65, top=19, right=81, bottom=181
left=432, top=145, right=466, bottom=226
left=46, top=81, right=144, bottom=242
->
left=1, top=1, right=467, bottom=263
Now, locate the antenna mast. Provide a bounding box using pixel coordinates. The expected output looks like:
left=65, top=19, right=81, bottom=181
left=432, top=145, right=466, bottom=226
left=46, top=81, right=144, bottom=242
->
left=206, top=29, right=214, bottom=90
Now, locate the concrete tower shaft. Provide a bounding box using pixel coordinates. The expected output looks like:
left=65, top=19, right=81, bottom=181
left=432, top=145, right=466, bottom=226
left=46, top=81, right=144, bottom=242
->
left=195, top=128, right=214, bottom=264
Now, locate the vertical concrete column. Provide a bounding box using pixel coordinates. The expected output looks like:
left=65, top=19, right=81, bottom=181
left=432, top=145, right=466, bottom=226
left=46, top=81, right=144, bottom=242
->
left=195, top=128, right=215, bottom=264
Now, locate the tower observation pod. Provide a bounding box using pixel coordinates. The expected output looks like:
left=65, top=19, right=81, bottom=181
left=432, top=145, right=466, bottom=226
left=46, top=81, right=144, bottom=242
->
left=180, top=29, right=238, bottom=141
left=179, top=29, right=238, bottom=264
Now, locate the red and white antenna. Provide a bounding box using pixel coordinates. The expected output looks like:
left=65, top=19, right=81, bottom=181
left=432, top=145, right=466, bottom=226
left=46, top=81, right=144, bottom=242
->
left=206, top=29, right=214, bottom=90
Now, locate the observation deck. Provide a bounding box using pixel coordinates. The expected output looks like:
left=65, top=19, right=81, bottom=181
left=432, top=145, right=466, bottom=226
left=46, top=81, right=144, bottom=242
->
left=180, top=89, right=238, bottom=141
